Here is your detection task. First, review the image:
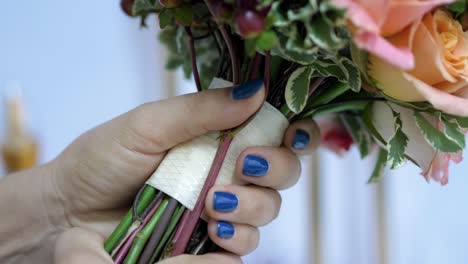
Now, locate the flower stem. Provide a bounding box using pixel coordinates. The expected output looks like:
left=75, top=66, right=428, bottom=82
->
left=113, top=198, right=163, bottom=264
left=149, top=205, right=185, bottom=263
left=170, top=135, right=234, bottom=256
left=104, top=185, right=157, bottom=253
left=123, top=198, right=169, bottom=264
left=137, top=198, right=179, bottom=264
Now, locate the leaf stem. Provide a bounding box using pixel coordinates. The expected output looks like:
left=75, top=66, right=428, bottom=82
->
left=204, top=0, right=240, bottom=84
left=185, top=27, right=202, bottom=92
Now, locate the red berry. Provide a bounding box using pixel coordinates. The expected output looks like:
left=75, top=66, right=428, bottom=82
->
left=159, top=0, right=182, bottom=8
left=235, top=10, right=266, bottom=38
left=120, top=0, right=134, bottom=16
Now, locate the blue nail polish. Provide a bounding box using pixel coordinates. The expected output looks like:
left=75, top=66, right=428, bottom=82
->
left=232, top=79, right=263, bottom=100
left=217, top=221, right=235, bottom=239
left=214, top=192, right=238, bottom=212
left=292, top=129, right=310, bottom=149
left=243, top=155, right=269, bottom=177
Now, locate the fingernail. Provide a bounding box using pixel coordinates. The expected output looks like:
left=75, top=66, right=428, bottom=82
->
left=243, top=155, right=269, bottom=177
left=213, top=192, right=238, bottom=212
left=217, top=221, right=235, bottom=239
left=292, top=129, right=310, bottom=149
left=231, top=79, right=263, bottom=100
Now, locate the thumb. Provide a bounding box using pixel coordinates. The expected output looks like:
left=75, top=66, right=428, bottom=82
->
left=114, top=79, right=265, bottom=154
left=54, top=228, right=113, bottom=264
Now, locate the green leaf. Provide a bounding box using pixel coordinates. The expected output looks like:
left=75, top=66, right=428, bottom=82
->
left=159, top=9, right=174, bottom=29
left=340, top=114, right=372, bottom=158
left=447, top=0, right=466, bottom=16
left=341, top=57, right=361, bottom=92
left=174, top=4, right=193, bottom=26
left=350, top=41, right=371, bottom=83
left=303, top=100, right=369, bottom=118
left=306, top=15, right=345, bottom=50
left=438, top=113, right=466, bottom=149
left=445, top=114, right=468, bottom=128
left=133, top=0, right=156, bottom=16
left=362, top=102, right=387, bottom=145
left=256, top=31, right=278, bottom=50
left=272, top=35, right=318, bottom=65
left=367, top=148, right=388, bottom=184
left=386, top=109, right=408, bottom=169
left=308, top=80, right=349, bottom=108
left=285, top=67, right=314, bottom=113
left=310, top=59, right=347, bottom=81
left=414, top=111, right=463, bottom=153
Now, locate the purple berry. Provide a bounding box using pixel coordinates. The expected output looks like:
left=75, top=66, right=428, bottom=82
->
left=236, top=10, right=266, bottom=38
left=120, top=0, right=134, bottom=16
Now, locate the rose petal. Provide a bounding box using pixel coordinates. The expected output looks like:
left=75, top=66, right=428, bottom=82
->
left=331, top=0, right=382, bottom=33
left=356, top=31, right=415, bottom=70
left=403, top=14, right=458, bottom=85
left=381, top=0, right=455, bottom=36
left=403, top=73, right=468, bottom=116
left=368, top=55, right=424, bottom=101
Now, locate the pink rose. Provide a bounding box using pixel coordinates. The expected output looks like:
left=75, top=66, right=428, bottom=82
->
left=332, top=0, right=454, bottom=70
left=369, top=10, right=468, bottom=117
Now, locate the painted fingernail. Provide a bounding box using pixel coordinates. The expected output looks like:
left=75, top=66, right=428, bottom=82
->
left=217, top=221, right=235, bottom=239
left=231, top=79, right=263, bottom=100
left=213, top=192, right=238, bottom=212
left=292, top=129, right=310, bottom=149
left=243, top=154, right=269, bottom=177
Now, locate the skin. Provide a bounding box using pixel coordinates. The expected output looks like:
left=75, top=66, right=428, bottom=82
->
left=0, top=85, right=319, bottom=264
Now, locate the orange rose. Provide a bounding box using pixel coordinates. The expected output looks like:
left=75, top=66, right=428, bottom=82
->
left=369, top=9, right=468, bottom=117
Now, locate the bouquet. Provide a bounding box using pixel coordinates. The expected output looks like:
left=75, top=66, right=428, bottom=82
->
left=105, top=0, right=468, bottom=263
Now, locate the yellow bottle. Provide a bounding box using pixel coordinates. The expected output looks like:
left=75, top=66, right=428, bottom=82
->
left=2, top=83, right=38, bottom=173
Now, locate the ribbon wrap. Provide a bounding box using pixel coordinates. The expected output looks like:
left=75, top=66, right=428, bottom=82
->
left=146, top=79, right=289, bottom=210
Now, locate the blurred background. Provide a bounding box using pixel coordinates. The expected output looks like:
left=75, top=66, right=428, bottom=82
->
left=2, top=1, right=468, bottom=263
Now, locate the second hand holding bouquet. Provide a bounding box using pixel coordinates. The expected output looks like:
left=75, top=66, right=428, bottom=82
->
left=106, top=0, right=468, bottom=263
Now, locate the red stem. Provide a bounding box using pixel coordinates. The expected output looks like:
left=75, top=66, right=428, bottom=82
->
left=204, top=0, right=241, bottom=85
left=170, top=136, right=234, bottom=256
left=185, top=27, right=203, bottom=92
left=264, top=51, right=271, bottom=98
left=113, top=199, right=162, bottom=264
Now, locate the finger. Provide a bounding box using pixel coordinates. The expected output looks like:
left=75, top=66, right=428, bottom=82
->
left=159, top=253, right=241, bottom=264
left=236, top=146, right=301, bottom=190
left=205, top=185, right=282, bottom=226
left=118, top=80, right=265, bottom=154
left=208, top=220, right=259, bottom=256
left=54, top=227, right=113, bottom=264
left=283, top=119, right=320, bottom=155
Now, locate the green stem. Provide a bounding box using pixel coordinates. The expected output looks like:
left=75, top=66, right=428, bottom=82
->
left=124, top=198, right=169, bottom=264
left=150, top=205, right=185, bottom=263
left=104, top=185, right=157, bottom=253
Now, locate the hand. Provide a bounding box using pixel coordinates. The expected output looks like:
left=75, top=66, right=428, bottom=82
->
left=0, top=81, right=319, bottom=263
left=50, top=81, right=319, bottom=263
